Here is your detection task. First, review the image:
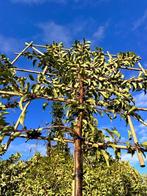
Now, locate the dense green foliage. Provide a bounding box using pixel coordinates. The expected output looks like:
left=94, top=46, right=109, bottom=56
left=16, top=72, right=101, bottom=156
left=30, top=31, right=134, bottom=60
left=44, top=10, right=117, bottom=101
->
left=0, top=40, right=147, bottom=195
left=0, top=150, right=146, bottom=196
left=0, top=41, right=147, bottom=157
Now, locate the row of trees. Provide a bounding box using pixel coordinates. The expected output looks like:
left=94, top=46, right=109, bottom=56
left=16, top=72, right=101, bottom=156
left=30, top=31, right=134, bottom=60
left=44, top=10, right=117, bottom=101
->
left=0, top=40, right=147, bottom=195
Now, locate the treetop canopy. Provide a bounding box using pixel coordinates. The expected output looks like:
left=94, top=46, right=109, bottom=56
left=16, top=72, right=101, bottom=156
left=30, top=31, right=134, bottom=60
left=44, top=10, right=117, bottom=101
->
left=0, top=40, right=147, bottom=167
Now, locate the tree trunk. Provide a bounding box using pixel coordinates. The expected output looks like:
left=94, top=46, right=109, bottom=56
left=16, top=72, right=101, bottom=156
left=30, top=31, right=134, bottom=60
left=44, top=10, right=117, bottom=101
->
left=46, top=140, right=51, bottom=156
left=74, top=131, right=83, bottom=196
left=74, top=78, right=84, bottom=196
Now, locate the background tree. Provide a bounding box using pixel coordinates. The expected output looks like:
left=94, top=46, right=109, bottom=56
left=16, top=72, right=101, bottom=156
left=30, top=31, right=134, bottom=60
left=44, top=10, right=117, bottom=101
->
left=47, top=102, right=69, bottom=156
left=0, top=152, right=146, bottom=196
left=0, top=40, right=147, bottom=195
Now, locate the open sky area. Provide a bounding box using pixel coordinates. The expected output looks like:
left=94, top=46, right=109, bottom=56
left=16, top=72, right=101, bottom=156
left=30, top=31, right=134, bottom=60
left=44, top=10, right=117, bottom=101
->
left=0, top=0, right=147, bottom=174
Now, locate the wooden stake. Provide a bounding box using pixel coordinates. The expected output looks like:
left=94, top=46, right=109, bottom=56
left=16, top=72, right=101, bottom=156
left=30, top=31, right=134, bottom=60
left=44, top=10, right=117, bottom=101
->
left=25, top=42, right=44, bottom=56
left=127, top=115, right=145, bottom=167
left=138, top=62, right=146, bottom=75
left=26, top=42, right=49, bottom=76
left=5, top=101, right=30, bottom=150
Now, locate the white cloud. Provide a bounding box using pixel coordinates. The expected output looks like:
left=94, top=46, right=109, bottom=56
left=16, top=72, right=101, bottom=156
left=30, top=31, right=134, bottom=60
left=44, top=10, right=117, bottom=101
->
left=134, top=92, right=147, bottom=107
left=0, top=34, right=21, bottom=54
left=132, top=10, right=147, bottom=30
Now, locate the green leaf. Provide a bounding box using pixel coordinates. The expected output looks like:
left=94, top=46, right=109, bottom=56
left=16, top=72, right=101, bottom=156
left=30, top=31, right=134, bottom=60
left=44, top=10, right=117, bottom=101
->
left=87, top=98, right=96, bottom=105
left=12, top=132, right=21, bottom=139
left=141, top=142, right=147, bottom=148
left=112, top=128, right=121, bottom=139
left=128, top=130, right=132, bottom=140
left=19, top=95, right=28, bottom=110
left=43, top=102, right=48, bottom=110
left=18, top=102, right=30, bottom=126
left=101, top=150, right=109, bottom=166
left=128, top=106, right=137, bottom=114
left=19, top=111, right=26, bottom=126
left=29, top=74, right=34, bottom=81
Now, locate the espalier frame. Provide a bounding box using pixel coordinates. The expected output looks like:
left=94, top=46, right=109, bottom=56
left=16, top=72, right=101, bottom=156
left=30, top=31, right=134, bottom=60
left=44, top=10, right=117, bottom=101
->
left=0, top=41, right=147, bottom=196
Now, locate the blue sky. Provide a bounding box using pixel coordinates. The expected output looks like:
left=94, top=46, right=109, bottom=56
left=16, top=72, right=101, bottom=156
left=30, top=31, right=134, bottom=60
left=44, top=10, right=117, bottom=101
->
left=0, top=0, right=147, bottom=174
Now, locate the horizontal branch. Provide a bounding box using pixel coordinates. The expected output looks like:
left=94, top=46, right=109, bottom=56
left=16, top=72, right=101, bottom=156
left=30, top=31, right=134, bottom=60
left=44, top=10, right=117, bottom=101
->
left=121, top=66, right=147, bottom=72
left=15, top=68, right=54, bottom=76
left=0, top=90, right=22, bottom=96
left=14, top=67, right=145, bottom=84
left=0, top=91, right=146, bottom=113
left=0, top=90, right=75, bottom=104
left=40, top=125, right=79, bottom=136
left=4, top=133, right=147, bottom=152
left=14, top=42, right=146, bottom=73
left=137, top=107, right=147, bottom=111
left=37, top=95, right=74, bottom=104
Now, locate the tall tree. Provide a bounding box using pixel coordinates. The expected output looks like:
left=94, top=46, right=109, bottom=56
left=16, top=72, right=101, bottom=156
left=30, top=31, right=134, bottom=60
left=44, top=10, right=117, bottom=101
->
left=0, top=41, right=147, bottom=195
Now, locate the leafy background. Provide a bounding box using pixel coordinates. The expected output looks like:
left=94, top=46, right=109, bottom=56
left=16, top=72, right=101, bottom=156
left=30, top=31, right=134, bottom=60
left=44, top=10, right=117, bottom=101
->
left=0, top=0, right=147, bottom=174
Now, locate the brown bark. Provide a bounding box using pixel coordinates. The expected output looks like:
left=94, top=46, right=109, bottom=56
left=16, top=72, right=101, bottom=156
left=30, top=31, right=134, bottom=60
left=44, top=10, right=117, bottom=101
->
left=74, top=78, right=84, bottom=196
left=46, top=140, right=51, bottom=156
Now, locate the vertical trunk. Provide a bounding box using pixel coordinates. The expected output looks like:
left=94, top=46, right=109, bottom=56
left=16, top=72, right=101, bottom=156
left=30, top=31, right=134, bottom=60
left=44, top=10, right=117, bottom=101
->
left=74, top=130, right=83, bottom=196
left=46, top=140, right=51, bottom=156
left=74, top=79, right=84, bottom=196
left=72, top=144, right=76, bottom=196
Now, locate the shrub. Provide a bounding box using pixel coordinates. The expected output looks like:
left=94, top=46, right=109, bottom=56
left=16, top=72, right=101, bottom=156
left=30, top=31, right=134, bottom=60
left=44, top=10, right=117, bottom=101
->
left=0, top=150, right=146, bottom=195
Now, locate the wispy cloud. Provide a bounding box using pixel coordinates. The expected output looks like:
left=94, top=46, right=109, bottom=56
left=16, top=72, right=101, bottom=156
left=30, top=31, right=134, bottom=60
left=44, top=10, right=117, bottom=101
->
left=132, top=10, right=147, bottom=30
left=0, top=34, right=22, bottom=54
left=8, top=142, right=46, bottom=157
left=121, top=152, right=147, bottom=168
left=93, top=23, right=108, bottom=41
left=137, top=121, right=147, bottom=143
left=11, top=0, right=110, bottom=5
left=93, top=26, right=106, bottom=40
left=37, top=20, right=108, bottom=46
left=134, top=92, right=147, bottom=107
left=11, top=0, right=66, bottom=5
left=121, top=153, right=139, bottom=164
left=38, top=22, right=71, bottom=46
